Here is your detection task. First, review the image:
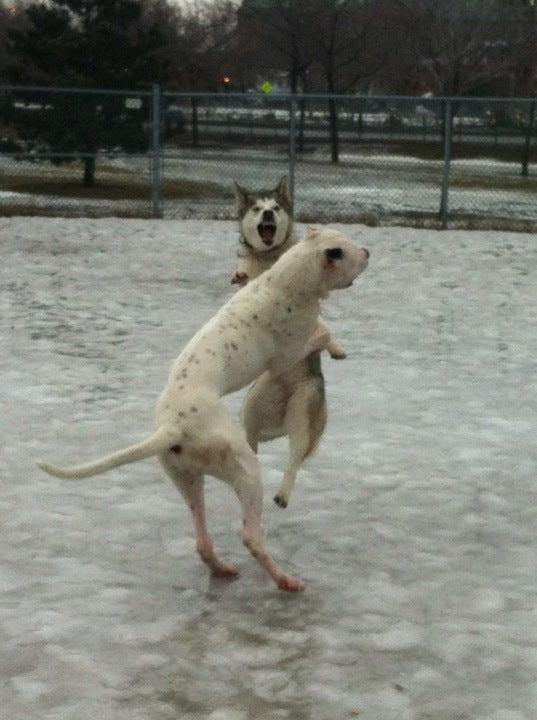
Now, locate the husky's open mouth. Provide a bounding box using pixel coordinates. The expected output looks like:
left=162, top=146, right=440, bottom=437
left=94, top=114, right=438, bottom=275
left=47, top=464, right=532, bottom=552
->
left=257, top=222, right=277, bottom=246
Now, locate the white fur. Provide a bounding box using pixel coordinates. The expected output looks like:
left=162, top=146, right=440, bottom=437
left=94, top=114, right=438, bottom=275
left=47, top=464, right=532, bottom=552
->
left=37, top=227, right=369, bottom=592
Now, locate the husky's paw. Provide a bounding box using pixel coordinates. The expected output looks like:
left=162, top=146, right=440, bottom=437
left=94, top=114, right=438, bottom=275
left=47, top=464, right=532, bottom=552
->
left=328, top=347, right=347, bottom=360
left=231, top=272, right=249, bottom=286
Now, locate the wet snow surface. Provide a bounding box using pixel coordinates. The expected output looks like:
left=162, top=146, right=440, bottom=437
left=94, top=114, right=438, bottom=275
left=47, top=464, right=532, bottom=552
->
left=1, top=218, right=536, bottom=720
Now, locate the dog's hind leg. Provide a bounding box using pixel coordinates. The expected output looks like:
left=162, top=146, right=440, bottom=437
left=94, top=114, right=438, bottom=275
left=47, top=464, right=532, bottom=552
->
left=242, top=409, right=261, bottom=455
left=210, top=425, right=305, bottom=592
left=242, top=377, right=271, bottom=454
left=241, top=373, right=287, bottom=454
left=160, top=458, right=239, bottom=578
left=274, top=379, right=327, bottom=509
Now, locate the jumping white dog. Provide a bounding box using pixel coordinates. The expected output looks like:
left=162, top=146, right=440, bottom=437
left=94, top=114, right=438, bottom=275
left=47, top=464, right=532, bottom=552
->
left=37, top=226, right=369, bottom=592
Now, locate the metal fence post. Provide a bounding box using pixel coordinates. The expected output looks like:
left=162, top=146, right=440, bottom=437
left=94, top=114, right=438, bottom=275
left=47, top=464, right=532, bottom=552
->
left=522, top=100, right=536, bottom=178
left=288, top=97, right=297, bottom=207
left=151, top=83, right=162, bottom=218
left=439, top=99, right=453, bottom=229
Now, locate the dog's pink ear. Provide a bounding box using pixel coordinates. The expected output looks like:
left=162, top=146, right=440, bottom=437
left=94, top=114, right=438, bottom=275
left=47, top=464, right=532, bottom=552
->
left=305, top=225, right=322, bottom=241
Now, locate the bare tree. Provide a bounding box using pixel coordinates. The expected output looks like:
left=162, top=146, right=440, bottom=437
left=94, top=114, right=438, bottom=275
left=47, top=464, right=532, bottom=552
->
left=308, top=0, right=400, bottom=161
left=170, top=0, right=238, bottom=91
left=385, top=0, right=515, bottom=173
left=237, top=0, right=315, bottom=93
left=158, top=1, right=238, bottom=146
left=238, top=0, right=400, bottom=161
left=394, top=0, right=510, bottom=97
left=503, top=0, right=537, bottom=175
left=505, top=0, right=537, bottom=95
left=236, top=0, right=319, bottom=152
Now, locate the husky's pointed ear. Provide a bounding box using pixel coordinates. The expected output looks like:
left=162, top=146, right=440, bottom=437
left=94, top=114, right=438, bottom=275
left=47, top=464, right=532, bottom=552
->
left=233, top=181, right=249, bottom=212
left=305, top=225, right=322, bottom=241
left=275, top=175, right=291, bottom=207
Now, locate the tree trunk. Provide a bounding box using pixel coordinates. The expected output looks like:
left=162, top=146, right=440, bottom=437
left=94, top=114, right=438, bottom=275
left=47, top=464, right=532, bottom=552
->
left=192, top=96, right=199, bottom=148
left=83, top=156, right=95, bottom=188
left=289, top=58, right=298, bottom=95
left=328, top=95, right=339, bottom=163
left=326, top=69, right=339, bottom=163
left=522, top=101, right=535, bottom=178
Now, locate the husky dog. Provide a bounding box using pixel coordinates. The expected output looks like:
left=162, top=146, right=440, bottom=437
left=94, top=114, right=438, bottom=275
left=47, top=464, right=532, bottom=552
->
left=37, top=227, right=369, bottom=592
left=232, top=176, right=296, bottom=287
left=233, top=177, right=346, bottom=510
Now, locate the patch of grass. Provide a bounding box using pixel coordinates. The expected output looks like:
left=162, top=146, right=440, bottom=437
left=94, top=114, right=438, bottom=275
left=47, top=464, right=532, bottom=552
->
left=449, top=174, right=537, bottom=191
left=0, top=204, right=152, bottom=218
left=177, top=133, right=535, bottom=165
left=383, top=139, right=533, bottom=164
left=0, top=171, right=226, bottom=201
left=161, top=178, right=227, bottom=199
left=301, top=138, right=535, bottom=164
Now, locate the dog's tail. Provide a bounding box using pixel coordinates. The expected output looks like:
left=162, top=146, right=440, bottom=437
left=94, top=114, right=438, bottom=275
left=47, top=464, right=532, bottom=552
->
left=36, top=425, right=178, bottom=480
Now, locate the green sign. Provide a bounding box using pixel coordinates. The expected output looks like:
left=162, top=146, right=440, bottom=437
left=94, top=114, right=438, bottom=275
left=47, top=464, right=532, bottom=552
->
left=261, top=81, right=273, bottom=95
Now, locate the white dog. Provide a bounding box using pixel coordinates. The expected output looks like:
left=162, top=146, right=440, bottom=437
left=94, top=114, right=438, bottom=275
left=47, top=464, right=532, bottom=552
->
left=37, top=227, right=369, bottom=592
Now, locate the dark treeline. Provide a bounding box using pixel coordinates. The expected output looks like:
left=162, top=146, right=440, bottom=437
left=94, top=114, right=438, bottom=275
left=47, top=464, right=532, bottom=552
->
left=0, top=0, right=536, bottom=97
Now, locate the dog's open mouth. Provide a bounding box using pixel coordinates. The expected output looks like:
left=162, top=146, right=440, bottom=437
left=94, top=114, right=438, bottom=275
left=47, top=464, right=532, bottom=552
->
left=257, top=222, right=277, bottom=246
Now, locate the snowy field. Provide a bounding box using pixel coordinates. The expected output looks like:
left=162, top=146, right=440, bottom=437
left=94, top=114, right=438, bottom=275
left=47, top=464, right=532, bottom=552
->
left=1, top=217, right=536, bottom=720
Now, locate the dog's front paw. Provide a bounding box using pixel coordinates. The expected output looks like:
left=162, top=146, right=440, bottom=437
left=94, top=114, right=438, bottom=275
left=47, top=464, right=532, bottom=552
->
left=274, top=494, right=288, bottom=509
left=231, top=271, right=249, bottom=286
left=328, top=347, right=347, bottom=360
left=327, top=340, right=347, bottom=360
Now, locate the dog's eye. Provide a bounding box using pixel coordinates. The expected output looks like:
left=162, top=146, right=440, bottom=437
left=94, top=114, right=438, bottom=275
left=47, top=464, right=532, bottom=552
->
left=253, top=206, right=261, bottom=213
left=273, top=205, right=280, bottom=212
left=326, top=248, right=344, bottom=261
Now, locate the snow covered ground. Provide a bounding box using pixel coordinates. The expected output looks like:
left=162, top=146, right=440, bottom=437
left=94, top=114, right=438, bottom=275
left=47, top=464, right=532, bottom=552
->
left=1, top=218, right=536, bottom=720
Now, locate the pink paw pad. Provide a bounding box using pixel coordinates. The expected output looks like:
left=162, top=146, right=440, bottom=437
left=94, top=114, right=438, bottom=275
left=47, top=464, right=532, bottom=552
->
left=277, top=576, right=305, bottom=593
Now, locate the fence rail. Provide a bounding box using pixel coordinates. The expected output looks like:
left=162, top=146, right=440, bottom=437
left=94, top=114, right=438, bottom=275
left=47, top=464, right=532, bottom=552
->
left=1, top=84, right=535, bottom=229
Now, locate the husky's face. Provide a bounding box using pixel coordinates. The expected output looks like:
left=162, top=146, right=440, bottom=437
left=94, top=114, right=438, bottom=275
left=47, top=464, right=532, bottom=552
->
left=235, top=176, right=292, bottom=253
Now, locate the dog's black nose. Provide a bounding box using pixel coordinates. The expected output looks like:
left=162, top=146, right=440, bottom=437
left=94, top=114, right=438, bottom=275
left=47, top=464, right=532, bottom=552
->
left=262, top=209, right=274, bottom=222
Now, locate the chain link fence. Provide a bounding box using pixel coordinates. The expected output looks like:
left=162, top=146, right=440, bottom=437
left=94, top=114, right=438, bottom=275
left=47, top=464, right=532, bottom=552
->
left=0, top=84, right=160, bottom=218
left=1, top=85, right=535, bottom=229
